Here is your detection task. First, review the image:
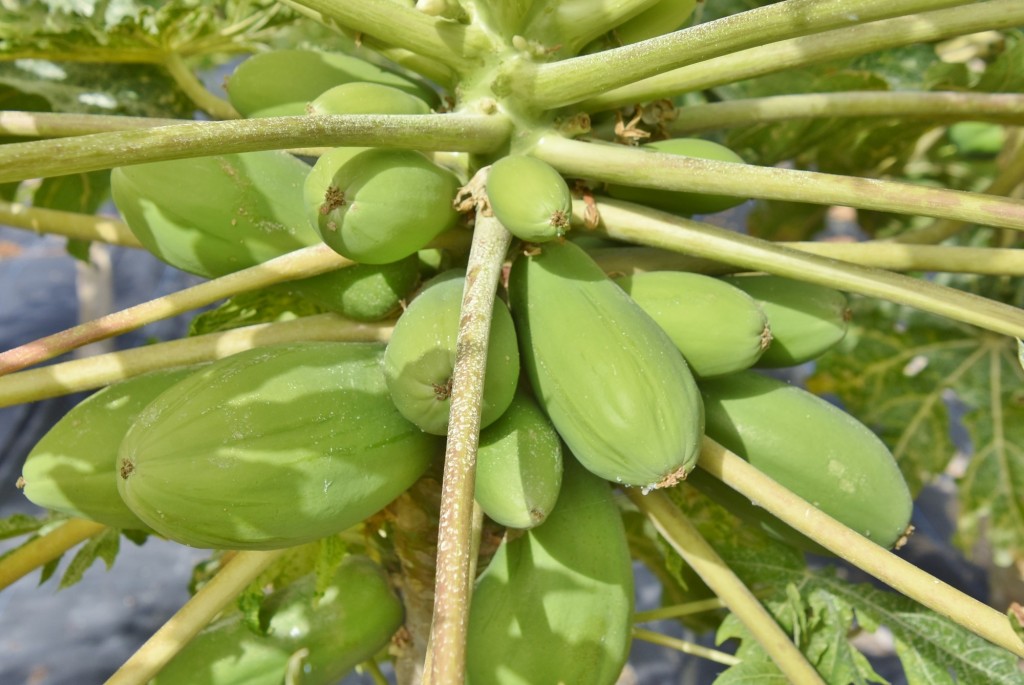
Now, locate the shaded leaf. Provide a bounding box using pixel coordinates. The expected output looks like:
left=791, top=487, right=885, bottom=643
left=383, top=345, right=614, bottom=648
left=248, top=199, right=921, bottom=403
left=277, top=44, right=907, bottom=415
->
left=188, top=288, right=326, bottom=336
left=0, top=513, right=49, bottom=540
left=58, top=526, right=119, bottom=589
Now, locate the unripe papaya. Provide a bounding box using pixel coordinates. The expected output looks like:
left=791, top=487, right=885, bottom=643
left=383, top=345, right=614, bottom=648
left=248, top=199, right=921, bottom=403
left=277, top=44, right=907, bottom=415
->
left=721, top=274, right=851, bottom=367
left=697, top=370, right=913, bottom=549
left=485, top=155, right=571, bottom=242
left=606, top=138, right=748, bottom=215
left=152, top=555, right=403, bottom=685
left=307, top=82, right=432, bottom=116
left=467, top=456, right=634, bottom=685
left=18, top=367, right=196, bottom=531
left=613, top=0, right=697, bottom=44
left=117, top=342, right=440, bottom=550
left=225, top=49, right=437, bottom=118
left=312, top=148, right=461, bottom=265
left=383, top=271, right=520, bottom=435
left=615, top=271, right=771, bottom=377
left=303, top=146, right=372, bottom=236
left=508, top=240, right=703, bottom=489
left=475, top=389, right=563, bottom=529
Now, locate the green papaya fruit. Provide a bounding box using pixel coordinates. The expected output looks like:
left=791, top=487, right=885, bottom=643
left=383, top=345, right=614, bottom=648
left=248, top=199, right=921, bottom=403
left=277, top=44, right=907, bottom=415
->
left=508, top=240, right=703, bottom=489
left=117, top=342, right=441, bottom=550
left=306, top=81, right=432, bottom=116
left=721, top=274, right=851, bottom=367
left=606, top=138, right=748, bottom=216
left=312, top=148, right=461, bottom=265
left=697, top=370, right=913, bottom=549
left=153, top=555, right=403, bottom=685
left=485, top=155, right=571, bottom=242
left=615, top=271, right=771, bottom=377
left=475, top=389, right=563, bottom=529
left=383, top=271, right=520, bottom=435
left=225, top=49, right=437, bottom=118
left=613, top=0, right=697, bottom=44
left=467, top=456, right=634, bottom=685
left=19, top=367, right=196, bottom=530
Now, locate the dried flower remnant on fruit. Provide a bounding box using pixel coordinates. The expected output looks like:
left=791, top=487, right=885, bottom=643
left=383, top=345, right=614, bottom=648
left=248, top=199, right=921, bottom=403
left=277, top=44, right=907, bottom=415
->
left=321, top=186, right=345, bottom=215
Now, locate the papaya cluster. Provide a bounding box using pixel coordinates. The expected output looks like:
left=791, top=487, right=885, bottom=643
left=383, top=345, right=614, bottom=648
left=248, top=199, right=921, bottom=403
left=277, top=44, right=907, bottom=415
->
left=18, top=37, right=914, bottom=685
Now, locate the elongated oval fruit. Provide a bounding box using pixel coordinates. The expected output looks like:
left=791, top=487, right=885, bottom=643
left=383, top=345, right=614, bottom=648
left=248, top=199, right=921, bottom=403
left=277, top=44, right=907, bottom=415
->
left=721, top=274, right=851, bottom=367
left=19, top=367, right=196, bottom=531
left=615, top=271, right=771, bottom=377
left=697, top=370, right=913, bottom=549
left=307, top=81, right=431, bottom=116
left=606, top=138, right=748, bottom=216
left=383, top=272, right=520, bottom=435
left=467, top=456, right=634, bottom=685
left=117, top=342, right=441, bottom=549
left=475, top=389, right=563, bottom=529
left=508, top=240, right=703, bottom=488
left=226, top=49, right=437, bottom=117
left=312, top=148, right=461, bottom=264
left=153, top=555, right=403, bottom=685
left=485, top=155, right=571, bottom=242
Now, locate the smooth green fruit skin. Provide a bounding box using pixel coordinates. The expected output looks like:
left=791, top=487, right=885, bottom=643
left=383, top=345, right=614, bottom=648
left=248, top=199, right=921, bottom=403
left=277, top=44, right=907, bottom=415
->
left=614, top=0, right=697, bottom=44
left=485, top=155, right=571, bottom=242
left=314, top=149, right=461, bottom=265
left=698, top=370, right=913, bottom=549
left=384, top=271, right=520, bottom=435
left=475, top=389, right=563, bottom=529
left=303, top=146, right=370, bottom=234
left=606, top=138, right=747, bottom=215
left=616, top=271, right=770, bottom=377
left=117, top=342, right=440, bottom=549
left=20, top=367, right=196, bottom=531
left=152, top=555, right=403, bottom=685
left=307, top=82, right=431, bottom=116
left=508, top=240, right=703, bottom=488
left=226, top=49, right=437, bottom=117
left=467, top=456, right=634, bottom=685
left=722, top=274, right=850, bottom=367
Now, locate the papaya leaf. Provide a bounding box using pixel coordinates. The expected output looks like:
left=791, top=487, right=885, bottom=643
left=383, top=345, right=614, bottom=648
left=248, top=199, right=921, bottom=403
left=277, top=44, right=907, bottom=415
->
left=58, top=525, right=119, bottom=589
left=0, top=512, right=48, bottom=540
left=974, top=30, right=1024, bottom=93
left=188, top=288, right=326, bottom=336
left=39, top=554, right=61, bottom=586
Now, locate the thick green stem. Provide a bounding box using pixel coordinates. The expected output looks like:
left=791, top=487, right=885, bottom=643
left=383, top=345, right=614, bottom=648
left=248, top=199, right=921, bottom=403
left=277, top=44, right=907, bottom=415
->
left=0, top=245, right=352, bottom=375
left=0, top=314, right=392, bottom=407
left=668, top=92, right=1024, bottom=135
left=162, top=52, right=240, bottom=120
left=0, top=111, right=186, bottom=138
left=427, top=208, right=513, bottom=685
left=0, top=519, right=106, bottom=591
left=104, top=549, right=287, bottom=685
left=627, top=489, right=826, bottom=684
left=0, top=113, right=512, bottom=184
left=533, top=136, right=1024, bottom=232
left=573, top=197, right=1024, bottom=339
left=581, top=0, right=1024, bottom=112
left=512, top=0, right=971, bottom=110
left=0, top=201, right=142, bottom=247
left=699, top=438, right=1024, bottom=660
left=632, top=628, right=740, bottom=666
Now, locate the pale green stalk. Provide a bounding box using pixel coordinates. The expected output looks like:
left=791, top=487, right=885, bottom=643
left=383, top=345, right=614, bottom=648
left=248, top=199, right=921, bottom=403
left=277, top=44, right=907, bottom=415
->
left=510, top=0, right=972, bottom=109
left=582, top=0, right=1024, bottom=111
left=0, top=111, right=185, bottom=138
left=0, top=519, right=106, bottom=592
left=699, top=438, right=1024, bottom=660
left=0, top=201, right=142, bottom=247
left=162, top=52, right=240, bottom=120
left=0, top=245, right=352, bottom=375
left=0, top=314, right=392, bottom=407
left=626, top=489, right=826, bottom=684
left=532, top=136, right=1024, bottom=233
left=104, top=549, right=287, bottom=685
left=668, top=92, right=1024, bottom=135
left=632, top=628, right=740, bottom=666
left=572, top=197, right=1024, bottom=339
left=634, top=598, right=727, bottom=623
left=0, top=113, right=512, bottom=184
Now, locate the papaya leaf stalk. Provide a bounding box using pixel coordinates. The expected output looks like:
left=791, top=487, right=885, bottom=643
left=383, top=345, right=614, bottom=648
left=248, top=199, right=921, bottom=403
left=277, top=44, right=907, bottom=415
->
left=0, top=201, right=142, bottom=247
left=0, top=519, right=106, bottom=592
left=0, top=111, right=186, bottom=138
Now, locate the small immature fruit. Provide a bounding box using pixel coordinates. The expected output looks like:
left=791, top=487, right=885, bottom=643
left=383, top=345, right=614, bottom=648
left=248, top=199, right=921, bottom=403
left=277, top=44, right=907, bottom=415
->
left=606, top=138, right=748, bottom=216
left=152, top=555, right=403, bottom=685
left=307, top=82, right=432, bottom=116
left=281, top=254, right=421, bottom=322
left=226, top=49, right=436, bottom=117
left=383, top=272, right=520, bottom=435
left=615, top=271, right=771, bottom=377
left=19, top=367, right=196, bottom=530
left=509, top=240, right=703, bottom=489
left=697, top=370, right=913, bottom=550
left=117, top=342, right=440, bottom=549
left=475, top=389, right=563, bottom=529
left=485, top=155, right=571, bottom=242
left=312, top=148, right=461, bottom=264
left=721, top=274, right=851, bottom=367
